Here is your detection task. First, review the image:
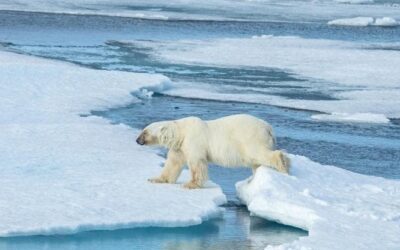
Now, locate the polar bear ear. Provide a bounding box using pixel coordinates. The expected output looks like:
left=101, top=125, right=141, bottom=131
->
left=158, top=123, right=182, bottom=150
left=159, top=125, right=172, bottom=146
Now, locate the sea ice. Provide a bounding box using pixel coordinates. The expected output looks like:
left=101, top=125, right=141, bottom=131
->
left=237, top=155, right=400, bottom=249
left=0, top=51, right=226, bottom=236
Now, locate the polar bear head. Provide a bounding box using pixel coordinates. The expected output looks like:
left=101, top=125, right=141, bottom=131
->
left=136, top=121, right=182, bottom=150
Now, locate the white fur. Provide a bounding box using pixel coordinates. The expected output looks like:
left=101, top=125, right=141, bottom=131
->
left=140, top=114, right=290, bottom=189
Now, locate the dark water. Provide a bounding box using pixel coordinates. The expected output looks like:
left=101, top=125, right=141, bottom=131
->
left=1, top=9, right=399, bottom=250
left=1, top=10, right=399, bottom=44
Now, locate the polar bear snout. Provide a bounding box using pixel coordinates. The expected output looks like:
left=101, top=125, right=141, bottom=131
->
left=136, top=130, right=150, bottom=145
left=136, top=134, right=145, bottom=145
left=136, top=129, right=158, bottom=145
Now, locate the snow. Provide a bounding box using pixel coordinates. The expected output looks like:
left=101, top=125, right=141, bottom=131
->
left=328, top=16, right=398, bottom=26
left=134, top=36, right=400, bottom=119
left=311, top=112, right=390, bottom=124
left=0, top=50, right=226, bottom=237
left=237, top=155, right=400, bottom=250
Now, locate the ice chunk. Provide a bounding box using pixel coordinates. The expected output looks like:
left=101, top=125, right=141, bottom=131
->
left=374, top=17, right=398, bottom=26
left=0, top=51, right=226, bottom=237
left=236, top=155, right=400, bottom=249
left=328, top=17, right=374, bottom=26
left=335, top=0, right=374, bottom=4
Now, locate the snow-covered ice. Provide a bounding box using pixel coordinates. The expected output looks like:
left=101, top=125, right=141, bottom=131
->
left=134, top=36, right=400, bottom=120
left=328, top=16, right=398, bottom=26
left=237, top=155, right=400, bottom=250
left=0, top=51, right=226, bottom=237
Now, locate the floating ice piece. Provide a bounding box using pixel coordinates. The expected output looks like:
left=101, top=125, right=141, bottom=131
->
left=374, top=17, right=398, bottom=26
left=328, top=16, right=374, bottom=26
left=328, top=16, right=398, bottom=26
left=236, top=155, right=400, bottom=250
left=311, top=112, right=390, bottom=124
left=0, top=51, right=226, bottom=237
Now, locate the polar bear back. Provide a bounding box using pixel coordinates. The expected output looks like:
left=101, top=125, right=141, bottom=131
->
left=205, top=114, right=275, bottom=167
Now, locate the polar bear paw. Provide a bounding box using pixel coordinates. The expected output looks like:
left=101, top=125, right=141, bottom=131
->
left=148, top=177, right=168, bottom=183
left=183, top=181, right=201, bottom=189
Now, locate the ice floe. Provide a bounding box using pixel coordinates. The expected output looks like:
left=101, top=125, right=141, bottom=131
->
left=237, top=155, right=400, bottom=249
left=0, top=51, right=226, bottom=236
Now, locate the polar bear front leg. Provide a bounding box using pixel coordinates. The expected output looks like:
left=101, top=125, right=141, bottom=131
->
left=183, top=159, right=208, bottom=189
left=148, top=150, right=185, bottom=184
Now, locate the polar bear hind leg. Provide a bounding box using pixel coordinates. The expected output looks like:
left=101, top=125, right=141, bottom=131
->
left=254, top=150, right=290, bottom=174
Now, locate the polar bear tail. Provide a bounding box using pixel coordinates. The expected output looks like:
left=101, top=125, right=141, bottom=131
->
left=270, top=150, right=290, bottom=174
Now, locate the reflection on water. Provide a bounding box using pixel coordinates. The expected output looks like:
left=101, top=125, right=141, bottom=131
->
left=0, top=207, right=305, bottom=250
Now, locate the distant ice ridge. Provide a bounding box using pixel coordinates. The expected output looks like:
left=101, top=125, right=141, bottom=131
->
left=133, top=36, right=400, bottom=121
left=237, top=155, right=400, bottom=249
left=1, top=0, right=400, bottom=22
left=328, top=16, right=398, bottom=26
left=0, top=51, right=226, bottom=237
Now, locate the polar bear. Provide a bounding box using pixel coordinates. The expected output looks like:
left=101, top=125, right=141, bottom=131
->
left=136, top=114, right=290, bottom=189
